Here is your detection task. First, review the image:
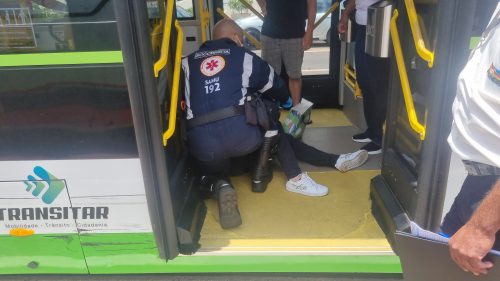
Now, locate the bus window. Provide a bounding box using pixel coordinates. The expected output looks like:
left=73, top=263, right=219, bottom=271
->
left=176, top=0, right=195, bottom=19
left=0, top=0, right=120, bottom=53
left=305, top=0, right=332, bottom=76
left=147, top=0, right=166, bottom=59
left=0, top=0, right=137, bottom=161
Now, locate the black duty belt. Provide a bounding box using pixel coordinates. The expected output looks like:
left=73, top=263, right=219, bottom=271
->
left=187, top=105, right=245, bottom=129
left=463, top=160, right=500, bottom=176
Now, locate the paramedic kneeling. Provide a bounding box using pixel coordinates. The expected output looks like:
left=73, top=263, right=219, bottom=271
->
left=182, top=19, right=294, bottom=229
left=182, top=20, right=367, bottom=229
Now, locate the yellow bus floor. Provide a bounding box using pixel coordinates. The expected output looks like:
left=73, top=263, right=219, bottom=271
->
left=300, top=126, right=382, bottom=171
left=197, top=108, right=390, bottom=255
left=198, top=170, right=393, bottom=255
left=279, top=108, right=352, bottom=128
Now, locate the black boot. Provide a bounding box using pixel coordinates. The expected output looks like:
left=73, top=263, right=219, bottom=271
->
left=214, top=179, right=242, bottom=229
left=198, top=175, right=219, bottom=199
left=252, top=132, right=278, bottom=192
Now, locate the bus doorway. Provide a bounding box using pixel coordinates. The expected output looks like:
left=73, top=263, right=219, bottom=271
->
left=179, top=0, right=493, bottom=272
left=186, top=0, right=396, bottom=268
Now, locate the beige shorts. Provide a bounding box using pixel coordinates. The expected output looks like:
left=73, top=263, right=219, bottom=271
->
left=261, top=35, right=304, bottom=79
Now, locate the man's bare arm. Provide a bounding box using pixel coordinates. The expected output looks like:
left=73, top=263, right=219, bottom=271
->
left=338, top=0, right=355, bottom=33
left=449, top=178, right=500, bottom=276
left=303, top=0, right=316, bottom=50
left=469, top=179, right=500, bottom=239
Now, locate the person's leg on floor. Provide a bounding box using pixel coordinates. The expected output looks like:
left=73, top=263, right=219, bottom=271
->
left=275, top=131, right=302, bottom=180
left=284, top=134, right=368, bottom=172
left=273, top=131, right=328, bottom=197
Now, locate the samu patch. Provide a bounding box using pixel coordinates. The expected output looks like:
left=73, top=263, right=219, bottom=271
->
left=200, top=56, right=225, bottom=77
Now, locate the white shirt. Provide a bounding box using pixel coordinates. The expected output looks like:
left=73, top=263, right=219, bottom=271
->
left=448, top=4, right=500, bottom=168
left=355, top=0, right=380, bottom=25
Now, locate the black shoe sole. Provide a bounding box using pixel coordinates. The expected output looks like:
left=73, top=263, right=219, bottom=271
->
left=252, top=176, right=272, bottom=192
left=252, top=161, right=273, bottom=193
left=252, top=169, right=273, bottom=192
left=217, top=186, right=242, bottom=229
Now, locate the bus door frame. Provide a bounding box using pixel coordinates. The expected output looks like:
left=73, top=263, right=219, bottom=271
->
left=114, top=0, right=180, bottom=260
left=371, top=0, right=481, bottom=244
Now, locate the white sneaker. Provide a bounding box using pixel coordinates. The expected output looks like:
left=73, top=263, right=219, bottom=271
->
left=285, top=173, right=328, bottom=197
left=335, top=150, right=369, bottom=172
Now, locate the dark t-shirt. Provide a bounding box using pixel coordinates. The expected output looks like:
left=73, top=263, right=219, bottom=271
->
left=261, top=0, right=308, bottom=39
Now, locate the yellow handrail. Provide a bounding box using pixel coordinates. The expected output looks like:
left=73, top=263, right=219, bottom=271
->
left=404, top=0, right=434, bottom=68
left=391, top=10, right=426, bottom=140
left=199, top=0, right=210, bottom=43
left=163, top=20, right=184, bottom=146
left=343, top=64, right=362, bottom=99
left=153, top=0, right=175, bottom=77
left=238, top=0, right=264, bottom=21
left=354, top=82, right=362, bottom=99
left=314, top=1, right=339, bottom=29
left=343, top=64, right=357, bottom=88
left=216, top=8, right=262, bottom=49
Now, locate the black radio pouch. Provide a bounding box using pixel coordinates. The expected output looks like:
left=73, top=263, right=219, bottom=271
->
left=244, top=93, right=272, bottom=131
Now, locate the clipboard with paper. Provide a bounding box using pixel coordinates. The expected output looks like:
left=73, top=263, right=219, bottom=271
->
left=395, top=222, right=500, bottom=281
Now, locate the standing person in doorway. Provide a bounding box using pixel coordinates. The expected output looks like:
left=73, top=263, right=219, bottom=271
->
left=257, top=0, right=316, bottom=105
left=338, top=0, right=390, bottom=155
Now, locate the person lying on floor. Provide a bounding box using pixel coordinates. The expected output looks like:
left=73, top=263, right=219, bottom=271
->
left=250, top=93, right=369, bottom=195
left=182, top=19, right=368, bottom=229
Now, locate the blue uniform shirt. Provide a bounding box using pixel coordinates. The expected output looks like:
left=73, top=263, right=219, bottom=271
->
left=182, top=38, right=289, bottom=120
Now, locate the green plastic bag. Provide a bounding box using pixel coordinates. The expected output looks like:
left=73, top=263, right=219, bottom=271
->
left=282, top=99, right=313, bottom=139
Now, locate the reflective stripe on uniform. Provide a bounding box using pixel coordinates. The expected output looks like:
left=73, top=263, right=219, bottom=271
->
left=182, top=57, right=194, bottom=119
left=240, top=53, right=254, bottom=105
left=258, top=65, right=275, bottom=94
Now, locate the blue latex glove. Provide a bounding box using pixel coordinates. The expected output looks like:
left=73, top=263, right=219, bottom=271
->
left=281, top=97, right=293, bottom=109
